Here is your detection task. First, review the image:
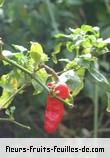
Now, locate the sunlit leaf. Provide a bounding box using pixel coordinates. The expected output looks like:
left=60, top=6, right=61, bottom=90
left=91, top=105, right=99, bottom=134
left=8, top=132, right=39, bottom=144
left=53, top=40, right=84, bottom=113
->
left=0, top=90, right=12, bottom=109
left=29, top=42, right=48, bottom=63
left=52, top=43, right=62, bottom=64
left=0, top=0, right=4, bottom=7
left=12, top=44, right=27, bottom=52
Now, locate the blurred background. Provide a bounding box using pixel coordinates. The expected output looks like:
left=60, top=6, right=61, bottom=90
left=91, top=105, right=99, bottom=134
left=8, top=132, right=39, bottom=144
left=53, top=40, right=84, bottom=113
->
left=0, top=0, right=110, bottom=138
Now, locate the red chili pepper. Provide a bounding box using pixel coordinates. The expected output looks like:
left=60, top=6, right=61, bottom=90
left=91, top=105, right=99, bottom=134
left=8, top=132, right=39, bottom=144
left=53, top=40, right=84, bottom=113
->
left=44, top=96, right=64, bottom=134
left=44, top=82, right=70, bottom=134
left=54, top=83, right=70, bottom=99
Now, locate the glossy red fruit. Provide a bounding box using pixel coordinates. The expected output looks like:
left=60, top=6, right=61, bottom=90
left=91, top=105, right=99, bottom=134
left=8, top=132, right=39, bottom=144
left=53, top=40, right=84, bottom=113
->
left=44, top=82, right=70, bottom=134
left=44, top=96, right=64, bottom=134
left=54, top=83, right=70, bottom=99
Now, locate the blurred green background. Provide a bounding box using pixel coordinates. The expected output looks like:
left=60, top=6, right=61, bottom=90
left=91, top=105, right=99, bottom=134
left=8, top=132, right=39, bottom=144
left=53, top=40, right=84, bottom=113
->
left=0, top=0, right=110, bottom=138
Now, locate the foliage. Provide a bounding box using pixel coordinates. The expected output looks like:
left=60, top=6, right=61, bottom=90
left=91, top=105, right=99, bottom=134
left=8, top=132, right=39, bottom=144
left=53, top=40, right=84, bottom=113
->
left=0, top=0, right=110, bottom=137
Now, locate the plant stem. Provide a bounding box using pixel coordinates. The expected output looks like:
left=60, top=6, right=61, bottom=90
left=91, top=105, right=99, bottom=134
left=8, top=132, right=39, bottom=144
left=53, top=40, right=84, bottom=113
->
left=46, top=0, right=59, bottom=33
left=0, top=55, right=49, bottom=92
left=53, top=95, right=73, bottom=107
left=0, top=117, right=31, bottom=130
left=0, top=37, right=3, bottom=54
left=93, top=81, right=99, bottom=138
left=106, top=92, right=110, bottom=112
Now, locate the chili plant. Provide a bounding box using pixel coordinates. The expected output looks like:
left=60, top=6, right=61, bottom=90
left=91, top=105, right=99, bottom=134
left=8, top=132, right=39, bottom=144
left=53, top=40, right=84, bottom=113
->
left=0, top=25, right=110, bottom=133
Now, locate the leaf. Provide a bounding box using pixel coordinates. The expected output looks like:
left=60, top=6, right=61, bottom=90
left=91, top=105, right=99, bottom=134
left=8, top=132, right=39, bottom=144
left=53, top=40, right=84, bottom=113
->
left=30, top=42, right=48, bottom=63
left=55, top=33, right=71, bottom=38
left=59, top=70, right=84, bottom=96
left=10, top=106, right=16, bottom=115
left=12, top=44, right=27, bottom=52
left=59, top=58, right=70, bottom=63
left=0, top=73, right=18, bottom=93
left=36, top=69, right=48, bottom=84
left=74, top=55, right=94, bottom=69
left=52, top=43, right=62, bottom=64
left=12, top=53, right=28, bottom=66
left=0, top=90, right=12, bottom=109
left=88, top=64, right=110, bottom=92
left=82, top=39, right=92, bottom=48
left=0, top=74, right=17, bottom=92
left=5, top=106, right=16, bottom=117
left=66, top=41, right=74, bottom=52
left=95, top=38, right=106, bottom=48
left=2, top=50, right=14, bottom=65
left=2, top=50, right=13, bottom=57
left=0, top=0, right=4, bottom=7
left=32, top=69, right=48, bottom=93
left=89, top=67, right=109, bottom=85
left=104, top=38, right=110, bottom=44
left=81, top=25, right=93, bottom=33
left=30, top=42, right=43, bottom=54
left=81, top=25, right=100, bottom=37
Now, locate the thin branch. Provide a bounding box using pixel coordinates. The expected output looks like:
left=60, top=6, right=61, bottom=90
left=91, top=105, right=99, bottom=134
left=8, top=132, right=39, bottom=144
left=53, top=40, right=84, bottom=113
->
left=39, top=64, right=59, bottom=81
left=53, top=94, right=73, bottom=107
left=0, top=37, right=4, bottom=54
left=0, top=117, right=31, bottom=130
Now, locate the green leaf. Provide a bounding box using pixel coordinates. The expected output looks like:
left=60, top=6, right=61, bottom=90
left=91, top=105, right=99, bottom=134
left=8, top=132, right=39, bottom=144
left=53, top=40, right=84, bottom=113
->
left=5, top=109, right=10, bottom=116
left=55, top=33, right=71, bottom=38
left=66, top=41, right=74, bottom=52
left=95, top=38, right=106, bottom=48
left=0, top=90, right=13, bottom=109
left=59, top=70, right=84, bottom=96
left=29, top=42, right=48, bottom=63
left=52, top=43, right=62, bottom=64
left=88, top=64, right=110, bottom=92
left=0, top=73, right=18, bottom=92
left=81, top=25, right=100, bottom=37
left=89, top=67, right=109, bottom=85
left=5, top=106, right=16, bottom=117
left=59, top=58, right=70, bottom=63
left=74, top=55, right=94, bottom=69
left=82, top=39, right=92, bottom=48
left=65, top=60, right=79, bottom=70
left=0, top=0, right=4, bottom=7
left=10, top=106, right=16, bottom=115
left=36, top=69, right=48, bottom=84
left=32, top=69, right=48, bottom=93
left=30, top=42, right=43, bottom=54
left=81, top=25, right=93, bottom=33
left=12, top=53, right=26, bottom=63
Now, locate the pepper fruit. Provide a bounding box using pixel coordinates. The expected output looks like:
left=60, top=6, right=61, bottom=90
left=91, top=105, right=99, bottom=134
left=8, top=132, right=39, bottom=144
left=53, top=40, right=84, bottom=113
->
left=44, top=82, right=70, bottom=134
left=54, top=83, right=70, bottom=99
left=44, top=96, right=64, bottom=134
